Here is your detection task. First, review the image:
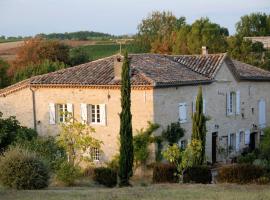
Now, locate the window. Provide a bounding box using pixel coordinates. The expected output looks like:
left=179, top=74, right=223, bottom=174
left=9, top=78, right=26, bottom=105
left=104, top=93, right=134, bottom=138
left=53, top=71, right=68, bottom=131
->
left=80, top=104, right=106, bottom=125
left=179, top=140, right=187, bottom=149
left=229, top=133, right=236, bottom=151
left=229, top=92, right=235, bottom=114
left=91, top=147, right=100, bottom=161
left=179, top=103, right=187, bottom=123
left=227, top=91, right=240, bottom=115
left=91, top=105, right=101, bottom=124
left=57, top=104, right=68, bottom=123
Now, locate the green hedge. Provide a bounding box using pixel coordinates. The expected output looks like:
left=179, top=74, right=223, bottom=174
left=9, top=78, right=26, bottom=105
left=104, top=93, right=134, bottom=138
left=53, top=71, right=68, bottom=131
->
left=93, top=167, right=117, bottom=187
left=217, top=164, right=265, bottom=184
left=152, top=163, right=178, bottom=183
left=183, top=166, right=212, bottom=184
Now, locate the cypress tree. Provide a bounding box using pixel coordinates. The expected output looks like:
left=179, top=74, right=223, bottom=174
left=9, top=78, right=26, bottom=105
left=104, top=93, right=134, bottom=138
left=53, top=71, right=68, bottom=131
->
left=118, top=52, right=134, bottom=186
left=191, top=86, right=207, bottom=165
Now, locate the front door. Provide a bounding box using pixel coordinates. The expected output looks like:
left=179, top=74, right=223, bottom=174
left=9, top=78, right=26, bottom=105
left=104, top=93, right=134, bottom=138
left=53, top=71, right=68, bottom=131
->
left=249, top=132, right=256, bottom=151
left=212, top=132, right=218, bottom=164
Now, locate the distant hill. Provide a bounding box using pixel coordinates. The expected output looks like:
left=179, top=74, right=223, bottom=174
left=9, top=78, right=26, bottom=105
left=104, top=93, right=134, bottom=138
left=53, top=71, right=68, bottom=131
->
left=36, top=31, right=115, bottom=40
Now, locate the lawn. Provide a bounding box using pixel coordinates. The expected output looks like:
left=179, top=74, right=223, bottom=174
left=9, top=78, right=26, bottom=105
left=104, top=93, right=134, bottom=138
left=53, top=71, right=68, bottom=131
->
left=71, top=43, right=136, bottom=61
left=1, top=184, right=270, bottom=200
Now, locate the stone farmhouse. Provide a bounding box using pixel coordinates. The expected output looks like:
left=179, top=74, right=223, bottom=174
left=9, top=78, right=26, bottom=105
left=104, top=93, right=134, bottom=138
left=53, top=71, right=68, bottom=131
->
left=1, top=48, right=270, bottom=163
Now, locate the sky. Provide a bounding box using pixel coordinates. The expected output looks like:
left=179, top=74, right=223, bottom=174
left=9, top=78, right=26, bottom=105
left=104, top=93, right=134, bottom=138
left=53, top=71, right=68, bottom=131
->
left=0, top=0, right=269, bottom=37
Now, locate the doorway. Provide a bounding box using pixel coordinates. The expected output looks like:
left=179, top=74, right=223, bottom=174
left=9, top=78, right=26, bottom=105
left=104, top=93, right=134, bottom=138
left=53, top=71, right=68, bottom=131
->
left=212, top=132, right=218, bottom=163
left=249, top=132, right=257, bottom=151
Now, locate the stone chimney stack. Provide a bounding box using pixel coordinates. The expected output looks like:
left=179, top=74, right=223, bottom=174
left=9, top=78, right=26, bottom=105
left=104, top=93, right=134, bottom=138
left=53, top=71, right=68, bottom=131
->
left=114, top=55, right=124, bottom=80
left=202, top=46, right=208, bottom=55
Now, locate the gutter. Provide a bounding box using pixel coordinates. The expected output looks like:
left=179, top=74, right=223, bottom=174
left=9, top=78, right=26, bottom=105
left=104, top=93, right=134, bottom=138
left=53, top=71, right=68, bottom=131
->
left=30, top=87, right=37, bottom=131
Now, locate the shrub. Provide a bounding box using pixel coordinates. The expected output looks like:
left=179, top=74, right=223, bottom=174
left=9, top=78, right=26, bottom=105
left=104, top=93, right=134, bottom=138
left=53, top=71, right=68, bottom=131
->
left=260, top=127, right=270, bottom=160
left=83, top=166, right=95, bottom=177
left=237, top=152, right=257, bottom=164
left=0, top=146, right=49, bottom=189
left=162, top=122, right=184, bottom=145
left=93, top=167, right=117, bottom=187
left=56, top=161, right=81, bottom=186
left=106, top=154, right=119, bottom=172
left=19, top=136, right=66, bottom=171
left=0, top=114, right=37, bottom=152
left=183, top=166, right=212, bottom=184
left=255, top=176, right=270, bottom=185
left=217, top=164, right=265, bottom=184
left=152, top=163, right=178, bottom=183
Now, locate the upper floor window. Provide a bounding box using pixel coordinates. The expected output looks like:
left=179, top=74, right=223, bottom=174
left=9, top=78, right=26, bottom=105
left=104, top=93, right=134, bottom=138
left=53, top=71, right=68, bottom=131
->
left=179, top=103, right=187, bottom=123
left=80, top=103, right=106, bottom=125
left=227, top=91, right=240, bottom=116
left=57, top=104, right=68, bottom=123
left=91, top=105, right=101, bottom=124
left=49, top=103, right=73, bottom=124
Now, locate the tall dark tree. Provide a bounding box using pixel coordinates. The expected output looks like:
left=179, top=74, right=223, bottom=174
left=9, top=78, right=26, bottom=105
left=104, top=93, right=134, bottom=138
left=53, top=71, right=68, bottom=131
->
left=191, top=86, right=207, bottom=165
left=118, top=52, right=134, bottom=187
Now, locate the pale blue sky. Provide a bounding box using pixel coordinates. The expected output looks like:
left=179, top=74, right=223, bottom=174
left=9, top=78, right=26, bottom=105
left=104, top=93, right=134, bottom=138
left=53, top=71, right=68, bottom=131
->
left=0, top=0, right=269, bottom=36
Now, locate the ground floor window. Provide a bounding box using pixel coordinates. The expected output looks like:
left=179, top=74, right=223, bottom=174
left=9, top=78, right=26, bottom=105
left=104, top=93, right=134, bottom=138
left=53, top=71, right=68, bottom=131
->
left=91, top=147, right=100, bottom=161
left=229, top=133, right=236, bottom=151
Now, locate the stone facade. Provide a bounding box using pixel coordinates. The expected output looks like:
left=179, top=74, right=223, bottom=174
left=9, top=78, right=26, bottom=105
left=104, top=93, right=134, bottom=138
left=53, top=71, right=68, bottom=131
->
left=0, top=54, right=270, bottom=164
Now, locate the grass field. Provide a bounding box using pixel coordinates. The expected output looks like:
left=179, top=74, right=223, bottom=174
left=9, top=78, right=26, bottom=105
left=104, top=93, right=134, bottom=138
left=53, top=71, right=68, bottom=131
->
left=72, top=43, right=135, bottom=61
left=0, top=184, right=270, bottom=200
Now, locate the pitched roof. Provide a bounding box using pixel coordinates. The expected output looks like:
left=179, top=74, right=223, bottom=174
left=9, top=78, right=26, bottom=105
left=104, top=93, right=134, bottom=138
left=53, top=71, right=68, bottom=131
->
left=228, top=59, right=270, bottom=81
left=171, top=53, right=226, bottom=78
left=1, top=53, right=270, bottom=96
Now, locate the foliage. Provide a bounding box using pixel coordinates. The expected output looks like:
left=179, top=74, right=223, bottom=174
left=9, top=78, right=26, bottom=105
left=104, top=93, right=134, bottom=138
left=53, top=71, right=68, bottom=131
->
left=183, top=166, right=212, bottom=184
left=0, top=146, right=49, bottom=189
left=57, top=118, right=102, bottom=166
left=13, top=59, right=66, bottom=83
left=237, top=152, right=257, bottom=164
left=162, top=144, right=182, bottom=167
left=135, top=11, right=186, bottom=53
left=236, top=13, right=270, bottom=37
left=69, top=48, right=90, bottom=66
left=217, top=164, right=265, bottom=184
left=18, top=136, right=66, bottom=171
left=186, top=18, right=228, bottom=54
left=83, top=166, right=95, bottom=177
left=192, top=86, right=207, bottom=165
left=181, top=140, right=203, bottom=171
left=0, top=113, right=37, bottom=152
left=106, top=154, right=120, bottom=172
left=9, top=37, right=70, bottom=77
left=162, top=122, right=184, bottom=145
left=155, top=136, right=163, bottom=162
left=133, top=122, right=159, bottom=167
left=119, top=52, right=134, bottom=186
left=0, top=58, right=10, bottom=88
left=56, top=161, right=81, bottom=186
left=152, top=163, right=178, bottom=183
left=255, top=176, right=270, bottom=185
left=260, top=127, right=270, bottom=160
left=37, top=31, right=113, bottom=40
left=93, top=167, right=117, bottom=187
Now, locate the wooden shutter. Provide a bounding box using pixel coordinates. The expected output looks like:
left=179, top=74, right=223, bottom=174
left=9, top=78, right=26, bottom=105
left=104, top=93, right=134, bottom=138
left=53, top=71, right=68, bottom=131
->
left=100, top=104, right=107, bottom=126
left=49, top=103, right=56, bottom=125
left=236, top=131, right=240, bottom=152
left=245, top=129, right=250, bottom=145
left=203, top=98, right=206, bottom=114
left=259, top=99, right=266, bottom=128
left=80, top=103, right=88, bottom=124
left=236, top=91, right=240, bottom=115
left=179, top=103, right=187, bottom=123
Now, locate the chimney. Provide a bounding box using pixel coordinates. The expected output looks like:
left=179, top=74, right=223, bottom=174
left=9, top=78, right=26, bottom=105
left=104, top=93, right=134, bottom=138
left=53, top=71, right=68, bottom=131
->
left=114, top=55, right=124, bottom=80
left=202, top=46, right=208, bottom=55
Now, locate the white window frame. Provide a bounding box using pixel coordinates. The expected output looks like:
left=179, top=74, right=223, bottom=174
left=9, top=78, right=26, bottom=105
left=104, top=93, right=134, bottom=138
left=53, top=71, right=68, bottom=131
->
left=90, top=104, right=101, bottom=124
left=229, top=133, right=236, bottom=151
left=57, top=104, right=68, bottom=123
left=91, top=147, right=100, bottom=161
